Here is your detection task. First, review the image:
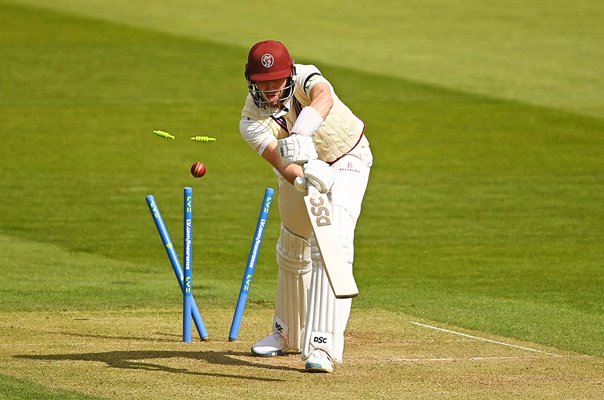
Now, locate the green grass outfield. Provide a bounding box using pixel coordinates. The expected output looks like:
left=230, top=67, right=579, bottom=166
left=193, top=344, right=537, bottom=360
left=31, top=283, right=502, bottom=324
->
left=0, top=1, right=602, bottom=399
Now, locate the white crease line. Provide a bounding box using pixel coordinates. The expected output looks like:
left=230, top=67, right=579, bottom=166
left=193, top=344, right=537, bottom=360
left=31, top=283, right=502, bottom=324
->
left=391, top=356, right=536, bottom=362
left=410, top=322, right=560, bottom=356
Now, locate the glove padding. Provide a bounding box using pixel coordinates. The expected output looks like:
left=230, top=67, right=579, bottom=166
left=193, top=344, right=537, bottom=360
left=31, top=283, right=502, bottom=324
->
left=278, top=135, right=318, bottom=165
left=303, top=159, right=335, bottom=194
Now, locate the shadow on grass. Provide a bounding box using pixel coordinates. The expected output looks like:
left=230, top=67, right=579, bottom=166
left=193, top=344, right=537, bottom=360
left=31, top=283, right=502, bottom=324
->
left=15, top=350, right=297, bottom=381
left=50, top=331, right=177, bottom=343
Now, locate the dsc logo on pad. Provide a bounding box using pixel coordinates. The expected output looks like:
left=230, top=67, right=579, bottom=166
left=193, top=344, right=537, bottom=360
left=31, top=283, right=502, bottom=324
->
left=313, top=336, right=329, bottom=344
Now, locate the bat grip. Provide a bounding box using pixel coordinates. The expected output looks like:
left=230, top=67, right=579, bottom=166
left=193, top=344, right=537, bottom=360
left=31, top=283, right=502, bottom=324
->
left=307, top=182, right=320, bottom=195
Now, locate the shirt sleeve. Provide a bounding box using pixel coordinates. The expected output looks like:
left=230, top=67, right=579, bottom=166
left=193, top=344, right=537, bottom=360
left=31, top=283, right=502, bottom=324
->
left=295, top=64, right=331, bottom=96
left=239, top=116, right=277, bottom=156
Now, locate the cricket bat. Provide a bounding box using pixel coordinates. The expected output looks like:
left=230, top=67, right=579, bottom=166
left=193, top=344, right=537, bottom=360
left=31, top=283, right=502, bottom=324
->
left=304, top=185, right=359, bottom=298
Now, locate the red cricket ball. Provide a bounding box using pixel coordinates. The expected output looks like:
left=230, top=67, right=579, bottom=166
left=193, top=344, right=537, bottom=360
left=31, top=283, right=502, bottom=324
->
left=190, top=162, right=206, bottom=178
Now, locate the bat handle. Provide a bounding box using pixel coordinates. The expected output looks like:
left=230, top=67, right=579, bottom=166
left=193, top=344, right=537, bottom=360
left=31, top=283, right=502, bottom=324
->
left=307, top=182, right=320, bottom=195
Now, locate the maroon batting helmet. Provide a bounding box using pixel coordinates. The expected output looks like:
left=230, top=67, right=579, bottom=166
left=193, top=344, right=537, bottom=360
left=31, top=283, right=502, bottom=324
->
left=245, top=40, right=295, bottom=82
left=245, top=40, right=296, bottom=113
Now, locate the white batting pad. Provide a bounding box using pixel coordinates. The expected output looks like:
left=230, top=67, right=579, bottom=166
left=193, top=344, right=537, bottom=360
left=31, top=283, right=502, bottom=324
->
left=273, top=225, right=313, bottom=350
left=301, top=199, right=358, bottom=362
left=302, top=236, right=352, bottom=363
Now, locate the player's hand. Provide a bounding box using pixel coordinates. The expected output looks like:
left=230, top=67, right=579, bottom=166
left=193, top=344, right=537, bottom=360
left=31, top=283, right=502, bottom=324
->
left=278, top=135, right=318, bottom=165
left=303, top=159, right=335, bottom=193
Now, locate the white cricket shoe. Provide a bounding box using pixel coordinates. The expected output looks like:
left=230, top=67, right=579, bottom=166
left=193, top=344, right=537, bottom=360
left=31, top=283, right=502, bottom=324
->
left=304, top=349, right=333, bottom=373
left=251, top=333, right=290, bottom=357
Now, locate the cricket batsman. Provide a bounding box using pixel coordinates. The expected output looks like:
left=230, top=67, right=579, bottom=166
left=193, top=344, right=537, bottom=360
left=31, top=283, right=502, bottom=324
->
left=239, top=40, right=373, bottom=372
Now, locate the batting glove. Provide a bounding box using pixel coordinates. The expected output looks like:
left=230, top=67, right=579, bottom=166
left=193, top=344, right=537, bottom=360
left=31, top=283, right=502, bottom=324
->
left=278, top=135, right=318, bottom=165
left=303, top=159, right=335, bottom=194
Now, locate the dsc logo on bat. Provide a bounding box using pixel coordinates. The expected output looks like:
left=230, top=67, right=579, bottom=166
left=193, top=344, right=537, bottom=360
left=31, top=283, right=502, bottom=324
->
left=309, top=196, right=331, bottom=227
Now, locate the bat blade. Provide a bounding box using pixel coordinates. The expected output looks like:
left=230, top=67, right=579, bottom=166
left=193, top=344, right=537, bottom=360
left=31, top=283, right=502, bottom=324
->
left=304, top=188, right=359, bottom=298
